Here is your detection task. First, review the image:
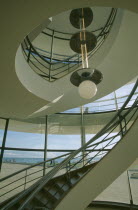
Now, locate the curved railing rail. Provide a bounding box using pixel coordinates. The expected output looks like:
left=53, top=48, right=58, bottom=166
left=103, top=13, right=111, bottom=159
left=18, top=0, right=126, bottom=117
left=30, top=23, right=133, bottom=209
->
left=0, top=153, right=71, bottom=201
left=0, top=134, right=117, bottom=202
left=3, top=79, right=138, bottom=209
left=21, top=8, right=117, bottom=82
left=60, top=91, right=138, bottom=114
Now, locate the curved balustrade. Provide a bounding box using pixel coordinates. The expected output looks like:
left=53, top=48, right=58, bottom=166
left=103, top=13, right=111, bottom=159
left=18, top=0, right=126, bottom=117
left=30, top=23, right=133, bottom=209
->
left=60, top=82, right=138, bottom=114
left=0, top=153, right=71, bottom=202
left=21, top=8, right=117, bottom=82
left=0, top=134, right=121, bottom=202
left=60, top=94, right=138, bottom=114
left=2, top=79, right=138, bottom=209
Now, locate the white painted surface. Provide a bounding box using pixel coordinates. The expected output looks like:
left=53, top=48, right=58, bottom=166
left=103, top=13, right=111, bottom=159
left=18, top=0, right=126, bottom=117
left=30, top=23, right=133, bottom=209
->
left=55, top=119, right=138, bottom=210
left=15, top=9, right=122, bottom=104
left=0, top=0, right=138, bottom=118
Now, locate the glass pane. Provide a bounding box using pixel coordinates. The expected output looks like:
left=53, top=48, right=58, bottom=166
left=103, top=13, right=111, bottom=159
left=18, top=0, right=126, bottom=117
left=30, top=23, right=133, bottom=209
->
left=61, top=107, right=81, bottom=113
left=47, top=114, right=81, bottom=150
left=0, top=118, right=6, bottom=147
left=47, top=151, right=69, bottom=160
left=1, top=150, right=44, bottom=176
left=84, top=112, right=115, bottom=143
left=96, top=92, right=115, bottom=101
left=0, top=150, right=44, bottom=202
left=83, top=92, right=116, bottom=113
left=5, top=120, right=45, bottom=149
left=115, top=82, right=135, bottom=98
left=46, top=152, right=70, bottom=177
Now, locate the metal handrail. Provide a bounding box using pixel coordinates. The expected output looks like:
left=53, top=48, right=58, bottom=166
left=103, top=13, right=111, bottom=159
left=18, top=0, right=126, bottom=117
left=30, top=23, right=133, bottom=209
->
left=30, top=47, right=79, bottom=64
left=21, top=8, right=117, bottom=81
left=20, top=106, right=138, bottom=209
left=1, top=140, right=114, bottom=197
left=5, top=110, right=138, bottom=209
left=42, top=102, right=138, bottom=205
left=1, top=142, right=113, bottom=198
left=3, top=80, right=137, bottom=210
left=91, top=91, right=138, bottom=103
left=61, top=95, right=138, bottom=114
left=43, top=8, right=115, bottom=40
left=0, top=90, right=135, bottom=196
left=99, top=81, right=138, bottom=135
left=0, top=153, right=71, bottom=183
left=45, top=24, right=109, bottom=36
left=97, top=8, right=115, bottom=39
left=25, top=36, right=79, bottom=65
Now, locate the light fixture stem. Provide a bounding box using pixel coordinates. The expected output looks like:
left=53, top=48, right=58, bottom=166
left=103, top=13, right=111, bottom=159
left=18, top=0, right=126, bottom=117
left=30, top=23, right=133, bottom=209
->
left=81, top=43, right=89, bottom=68
left=80, top=9, right=89, bottom=69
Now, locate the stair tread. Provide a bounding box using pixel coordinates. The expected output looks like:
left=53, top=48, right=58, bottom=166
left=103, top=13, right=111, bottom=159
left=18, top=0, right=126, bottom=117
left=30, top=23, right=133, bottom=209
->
left=34, top=196, right=45, bottom=205
left=43, top=188, right=58, bottom=202
left=54, top=182, right=65, bottom=194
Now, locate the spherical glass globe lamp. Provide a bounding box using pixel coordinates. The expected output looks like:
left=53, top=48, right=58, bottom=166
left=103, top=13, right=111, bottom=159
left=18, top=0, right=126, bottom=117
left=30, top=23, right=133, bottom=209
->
left=78, top=80, right=97, bottom=99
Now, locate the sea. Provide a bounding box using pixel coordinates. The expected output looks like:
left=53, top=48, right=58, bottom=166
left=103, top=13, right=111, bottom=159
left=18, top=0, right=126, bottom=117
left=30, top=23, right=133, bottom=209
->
left=3, top=156, right=99, bottom=165
left=3, top=157, right=62, bottom=165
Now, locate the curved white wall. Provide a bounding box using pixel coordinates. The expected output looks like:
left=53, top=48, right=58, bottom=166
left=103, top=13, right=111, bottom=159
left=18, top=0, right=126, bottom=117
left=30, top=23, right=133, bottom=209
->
left=56, top=119, right=138, bottom=210
left=0, top=0, right=138, bottom=118
left=15, top=9, right=123, bottom=103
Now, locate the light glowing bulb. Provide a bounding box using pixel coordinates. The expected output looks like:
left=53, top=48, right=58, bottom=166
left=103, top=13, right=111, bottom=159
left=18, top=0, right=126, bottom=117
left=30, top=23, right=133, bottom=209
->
left=78, top=80, right=97, bottom=99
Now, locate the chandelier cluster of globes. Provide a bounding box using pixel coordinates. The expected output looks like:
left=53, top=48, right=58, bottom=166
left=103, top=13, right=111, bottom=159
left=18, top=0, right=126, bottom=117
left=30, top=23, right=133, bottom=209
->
left=69, top=7, right=103, bottom=99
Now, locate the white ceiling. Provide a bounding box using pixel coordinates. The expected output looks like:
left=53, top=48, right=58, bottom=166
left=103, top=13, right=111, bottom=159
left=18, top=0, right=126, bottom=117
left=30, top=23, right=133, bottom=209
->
left=0, top=0, right=138, bottom=120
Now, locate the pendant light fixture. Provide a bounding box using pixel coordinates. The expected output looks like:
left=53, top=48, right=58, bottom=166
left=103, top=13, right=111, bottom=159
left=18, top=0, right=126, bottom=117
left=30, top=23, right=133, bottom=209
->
left=69, top=8, right=103, bottom=99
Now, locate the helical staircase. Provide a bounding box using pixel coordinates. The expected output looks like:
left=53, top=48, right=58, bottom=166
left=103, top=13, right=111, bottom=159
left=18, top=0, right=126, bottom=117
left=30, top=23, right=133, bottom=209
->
left=0, top=79, right=137, bottom=210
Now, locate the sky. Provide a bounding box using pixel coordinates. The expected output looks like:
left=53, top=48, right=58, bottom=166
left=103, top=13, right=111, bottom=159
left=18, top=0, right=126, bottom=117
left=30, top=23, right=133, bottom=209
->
left=0, top=130, right=120, bottom=159
left=0, top=130, right=82, bottom=158
left=0, top=81, right=137, bottom=159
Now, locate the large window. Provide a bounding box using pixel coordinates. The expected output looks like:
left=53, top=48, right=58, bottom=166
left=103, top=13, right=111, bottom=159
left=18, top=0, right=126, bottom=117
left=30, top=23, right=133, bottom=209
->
left=61, top=80, right=137, bottom=114
left=1, top=150, right=44, bottom=177
left=47, top=114, right=81, bottom=156
left=5, top=120, right=45, bottom=149
left=0, top=79, right=137, bottom=205
left=0, top=119, right=45, bottom=177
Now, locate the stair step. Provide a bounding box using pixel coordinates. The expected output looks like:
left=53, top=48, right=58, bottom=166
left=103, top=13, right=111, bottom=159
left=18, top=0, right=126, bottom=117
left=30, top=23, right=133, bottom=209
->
left=56, top=177, right=72, bottom=192
left=36, top=197, right=53, bottom=210
left=28, top=191, right=48, bottom=209
left=33, top=195, right=45, bottom=207
left=43, top=188, right=58, bottom=203
left=54, top=182, right=65, bottom=194
left=28, top=188, right=54, bottom=209
left=44, top=183, right=63, bottom=200
left=70, top=175, right=80, bottom=185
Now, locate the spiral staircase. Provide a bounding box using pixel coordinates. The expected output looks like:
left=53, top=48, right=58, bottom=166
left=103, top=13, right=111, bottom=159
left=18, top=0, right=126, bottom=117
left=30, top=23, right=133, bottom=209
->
left=0, top=1, right=138, bottom=210
left=0, top=80, right=138, bottom=210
